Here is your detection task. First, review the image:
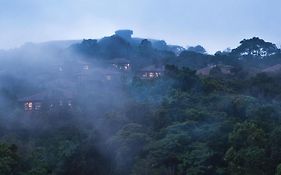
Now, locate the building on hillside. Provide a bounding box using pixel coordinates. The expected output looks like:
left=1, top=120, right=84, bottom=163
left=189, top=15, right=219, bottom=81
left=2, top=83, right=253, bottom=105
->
left=100, top=68, right=122, bottom=81
left=220, top=65, right=233, bottom=75
left=196, top=65, right=216, bottom=76
left=196, top=64, right=233, bottom=76
left=50, top=61, right=90, bottom=77
left=138, top=65, right=165, bottom=79
left=77, top=67, right=122, bottom=84
left=109, top=58, right=131, bottom=71
left=18, top=89, right=74, bottom=112
left=46, top=79, right=77, bottom=89
left=262, top=64, right=281, bottom=75
left=69, top=60, right=93, bottom=73
left=79, top=61, right=91, bottom=71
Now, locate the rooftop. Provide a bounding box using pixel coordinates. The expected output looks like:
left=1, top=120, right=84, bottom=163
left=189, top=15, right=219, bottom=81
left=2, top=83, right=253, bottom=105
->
left=18, top=89, right=74, bottom=102
left=109, top=58, right=131, bottom=64
left=140, top=65, right=165, bottom=72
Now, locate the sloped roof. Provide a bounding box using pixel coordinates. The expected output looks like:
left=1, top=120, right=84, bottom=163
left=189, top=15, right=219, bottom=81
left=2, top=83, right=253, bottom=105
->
left=18, top=89, right=74, bottom=102
left=196, top=64, right=233, bottom=76
left=139, top=65, right=165, bottom=72
left=196, top=66, right=214, bottom=76
left=18, top=93, right=46, bottom=102
left=109, top=58, right=130, bottom=64
left=100, top=68, right=122, bottom=75
left=262, top=64, right=281, bottom=73
left=46, top=79, right=76, bottom=89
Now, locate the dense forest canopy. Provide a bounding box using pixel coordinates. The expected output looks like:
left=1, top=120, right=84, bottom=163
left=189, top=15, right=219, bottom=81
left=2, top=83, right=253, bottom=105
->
left=1, top=30, right=281, bottom=175
left=231, top=37, right=280, bottom=58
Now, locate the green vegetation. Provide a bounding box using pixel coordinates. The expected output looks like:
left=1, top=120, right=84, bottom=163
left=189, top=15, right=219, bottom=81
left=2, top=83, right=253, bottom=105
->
left=1, top=65, right=281, bottom=174
left=1, top=35, right=281, bottom=175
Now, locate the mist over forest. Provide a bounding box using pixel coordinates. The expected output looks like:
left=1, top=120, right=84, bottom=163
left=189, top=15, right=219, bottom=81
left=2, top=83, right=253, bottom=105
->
left=2, top=30, right=281, bottom=175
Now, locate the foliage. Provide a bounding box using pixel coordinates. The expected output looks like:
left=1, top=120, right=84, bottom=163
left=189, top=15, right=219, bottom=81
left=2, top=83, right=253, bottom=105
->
left=2, top=36, right=281, bottom=175
left=0, top=144, right=20, bottom=175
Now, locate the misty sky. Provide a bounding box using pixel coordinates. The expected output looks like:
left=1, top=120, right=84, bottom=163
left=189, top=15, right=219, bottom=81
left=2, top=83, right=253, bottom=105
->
left=0, top=0, right=280, bottom=53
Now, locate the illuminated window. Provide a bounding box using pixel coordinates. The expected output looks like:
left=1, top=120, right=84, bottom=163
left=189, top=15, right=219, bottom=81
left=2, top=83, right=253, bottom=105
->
left=34, top=102, right=41, bottom=111
left=24, top=102, right=33, bottom=111
left=24, top=102, right=28, bottom=110
left=68, top=101, right=72, bottom=107
left=142, top=73, right=148, bottom=77
left=155, top=72, right=161, bottom=77
left=123, top=64, right=130, bottom=70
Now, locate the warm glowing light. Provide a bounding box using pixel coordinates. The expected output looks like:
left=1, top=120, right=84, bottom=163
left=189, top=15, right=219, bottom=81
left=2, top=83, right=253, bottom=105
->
left=34, top=102, right=41, bottom=110
left=24, top=102, right=33, bottom=111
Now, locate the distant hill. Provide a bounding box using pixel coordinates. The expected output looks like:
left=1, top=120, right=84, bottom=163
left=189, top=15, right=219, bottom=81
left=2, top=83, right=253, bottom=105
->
left=114, top=29, right=185, bottom=55
left=24, top=40, right=82, bottom=50
left=70, top=31, right=179, bottom=69
left=2, top=31, right=281, bottom=77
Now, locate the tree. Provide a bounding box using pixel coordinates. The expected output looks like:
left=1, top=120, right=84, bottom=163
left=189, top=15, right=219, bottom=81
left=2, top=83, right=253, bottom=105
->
left=231, top=37, right=280, bottom=59
left=276, top=164, right=281, bottom=175
left=187, top=45, right=207, bottom=54
left=270, top=127, right=281, bottom=170
left=108, top=123, right=150, bottom=175
left=225, top=122, right=267, bottom=175
left=0, top=143, right=20, bottom=175
left=143, top=122, right=195, bottom=175
left=209, top=67, right=223, bottom=77
left=179, top=142, right=215, bottom=175
left=139, top=39, right=153, bottom=51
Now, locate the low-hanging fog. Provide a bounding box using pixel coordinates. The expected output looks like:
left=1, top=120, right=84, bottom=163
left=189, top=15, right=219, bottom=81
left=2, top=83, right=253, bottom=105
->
left=2, top=29, right=281, bottom=175
left=0, top=31, right=180, bottom=174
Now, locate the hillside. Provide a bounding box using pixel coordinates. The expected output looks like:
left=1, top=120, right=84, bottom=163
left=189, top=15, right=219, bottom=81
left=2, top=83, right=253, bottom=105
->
left=1, top=31, right=281, bottom=175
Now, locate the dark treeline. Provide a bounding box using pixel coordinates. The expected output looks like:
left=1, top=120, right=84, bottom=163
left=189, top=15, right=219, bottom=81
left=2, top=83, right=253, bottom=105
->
left=1, top=31, right=281, bottom=175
